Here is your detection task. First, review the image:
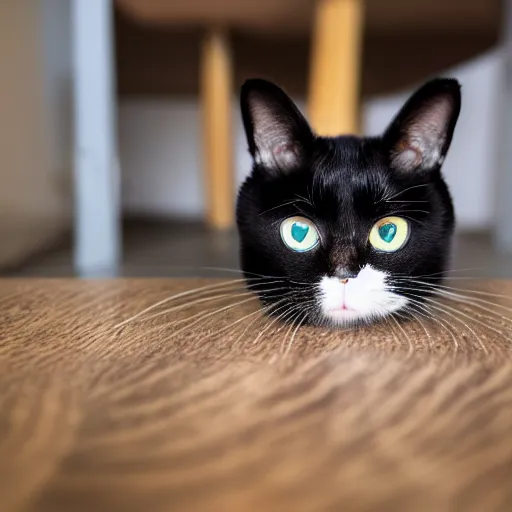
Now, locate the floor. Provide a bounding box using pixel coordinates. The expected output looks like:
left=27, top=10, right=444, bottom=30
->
left=3, top=219, right=512, bottom=279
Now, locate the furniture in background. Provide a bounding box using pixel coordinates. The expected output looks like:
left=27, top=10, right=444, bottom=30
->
left=496, top=0, right=512, bottom=253
left=115, top=0, right=501, bottom=230
left=73, top=0, right=120, bottom=277
left=73, top=0, right=504, bottom=277
left=116, top=0, right=366, bottom=231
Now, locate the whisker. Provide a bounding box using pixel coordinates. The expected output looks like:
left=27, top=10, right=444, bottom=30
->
left=294, top=194, right=314, bottom=208
left=392, top=284, right=512, bottom=329
left=280, top=309, right=305, bottom=354
left=136, top=293, right=258, bottom=335
left=154, top=296, right=260, bottom=339
left=215, top=267, right=320, bottom=284
left=228, top=306, right=278, bottom=348
left=406, top=299, right=463, bottom=352
left=113, top=278, right=259, bottom=329
left=274, top=301, right=317, bottom=335
left=429, top=290, right=512, bottom=324
left=173, top=290, right=316, bottom=344
left=283, top=311, right=310, bottom=356
left=187, top=267, right=283, bottom=280
left=113, top=273, right=312, bottom=330
left=378, top=182, right=394, bottom=203
left=442, top=277, right=499, bottom=280
left=404, top=310, right=434, bottom=350
left=145, top=286, right=291, bottom=323
left=382, top=183, right=430, bottom=201
left=429, top=293, right=512, bottom=335
left=145, top=291, right=255, bottom=323
left=385, top=200, right=429, bottom=204
left=252, top=303, right=301, bottom=345
left=210, top=297, right=290, bottom=340
left=307, top=186, right=316, bottom=209
left=395, top=284, right=512, bottom=315
left=406, top=301, right=459, bottom=353
left=402, top=279, right=512, bottom=303
left=155, top=288, right=308, bottom=340
left=384, top=317, right=403, bottom=349
left=259, top=200, right=300, bottom=216
left=400, top=215, right=427, bottom=227
left=402, top=293, right=489, bottom=353
left=419, top=267, right=489, bottom=278
left=124, top=265, right=319, bottom=288
left=389, top=314, right=414, bottom=356
left=389, top=209, right=430, bottom=215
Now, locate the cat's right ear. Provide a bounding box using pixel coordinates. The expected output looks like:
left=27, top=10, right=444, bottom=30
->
left=240, top=79, right=314, bottom=174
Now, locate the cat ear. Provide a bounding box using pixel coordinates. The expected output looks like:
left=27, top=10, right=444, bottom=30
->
left=383, top=78, right=461, bottom=173
left=240, top=79, right=314, bottom=174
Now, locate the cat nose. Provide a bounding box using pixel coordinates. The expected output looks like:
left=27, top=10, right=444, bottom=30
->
left=336, top=269, right=359, bottom=284
left=330, top=246, right=360, bottom=281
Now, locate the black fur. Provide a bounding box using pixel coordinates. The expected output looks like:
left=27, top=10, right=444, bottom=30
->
left=236, top=78, right=461, bottom=327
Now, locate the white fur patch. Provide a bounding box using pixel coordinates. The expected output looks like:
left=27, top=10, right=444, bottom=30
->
left=317, top=265, right=408, bottom=327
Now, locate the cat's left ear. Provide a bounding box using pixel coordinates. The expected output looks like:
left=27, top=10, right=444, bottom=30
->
left=383, top=78, right=461, bottom=173
left=240, top=79, right=314, bottom=174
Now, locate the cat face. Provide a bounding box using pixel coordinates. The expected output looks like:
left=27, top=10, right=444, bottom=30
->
left=236, top=78, right=461, bottom=328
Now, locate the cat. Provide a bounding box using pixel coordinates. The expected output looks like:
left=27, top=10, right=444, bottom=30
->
left=236, top=77, right=461, bottom=328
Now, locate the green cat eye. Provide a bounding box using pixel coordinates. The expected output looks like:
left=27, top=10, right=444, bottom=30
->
left=369, top=216, right=409, bottom=252
left=378, top=223, right=397, bottom=243
left=280, top=216, right=319, bottom=252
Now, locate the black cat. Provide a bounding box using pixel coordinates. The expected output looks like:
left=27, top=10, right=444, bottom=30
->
left=236, top=78, right=461, bottom=328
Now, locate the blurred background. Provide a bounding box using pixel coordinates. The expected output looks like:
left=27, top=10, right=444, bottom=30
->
left=1, top=0, right=511, bottom=279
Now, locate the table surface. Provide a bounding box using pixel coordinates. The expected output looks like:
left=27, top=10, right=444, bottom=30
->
left=2, top=278, right=512, bottom=512
left=117, top=0, right=500, bottom=36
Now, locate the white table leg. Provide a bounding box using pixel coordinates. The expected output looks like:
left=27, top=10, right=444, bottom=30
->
left=495, top=0, right=512, bottom=254
left=71, top=0, right=121, bottom=277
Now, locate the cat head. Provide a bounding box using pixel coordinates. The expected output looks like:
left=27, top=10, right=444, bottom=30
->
left=236, top=78, right=461, bottom=328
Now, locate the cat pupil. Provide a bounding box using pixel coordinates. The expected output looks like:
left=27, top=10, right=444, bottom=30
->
left=379, top=223, right=397, bottom=243
left=291, top=222, right=309, bottom=243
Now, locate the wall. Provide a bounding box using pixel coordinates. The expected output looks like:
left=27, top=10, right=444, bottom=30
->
left=364, top=49, right=502, bottom=230
left=0, top=0, right=72, bottom=268
left=120, top=47, right=503, bottom=230
left=41, top=0, right=73, bottom=212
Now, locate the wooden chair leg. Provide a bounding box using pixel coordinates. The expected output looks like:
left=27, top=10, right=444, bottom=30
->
left=308, top=0, right=364, bottom=136
left=200, top=28, right=234, bottom=230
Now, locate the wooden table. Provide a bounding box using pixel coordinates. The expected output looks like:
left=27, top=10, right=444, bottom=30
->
left=2, top=279, right=512, bottom=511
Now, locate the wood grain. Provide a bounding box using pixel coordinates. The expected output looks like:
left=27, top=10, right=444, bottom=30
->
left=1, top=279, right=512, bottom=511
